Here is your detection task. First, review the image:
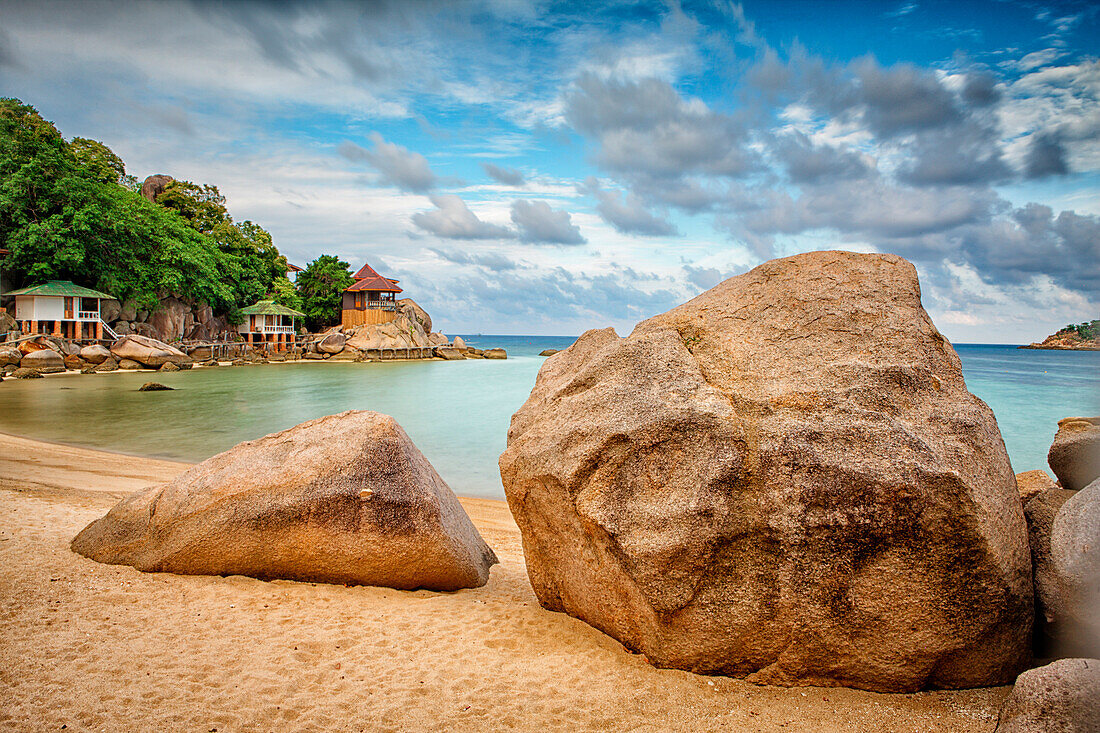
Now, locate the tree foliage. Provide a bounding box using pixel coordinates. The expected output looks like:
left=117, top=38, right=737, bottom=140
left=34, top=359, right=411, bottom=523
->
left=0, top=98, right=297, bottom=323
left=296, top=254, right=354, bottom=331
left=1061, top=320, right=1099, bottom=340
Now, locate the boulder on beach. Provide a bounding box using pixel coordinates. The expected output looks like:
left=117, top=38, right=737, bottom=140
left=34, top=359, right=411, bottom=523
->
left=1048, top=417, right=1100, bottom=491
left=18, top=338, right=53, bottom=355
left=12, top=367, right=43, bottom=379
left=118, top=359, right=143, bottom=370
left=71, top=411, right=498, bottom=590
left=499, top=250, right=1033, bottom=692
left=1017, top=469, right=1057, bottom=503
left=317, top=333, right=346, bottom=354
left=995, top=657, right=1100, bottom=733
left=79, top=344, right=111, bottom=364
left=138, top=382, right=173, bottom=392
left=484, top=348, right=507, bottom=360
left=94, top=357, right=119, bottom=372
left=63, top=354, right=83, bottom=371
left=111, top=335, right=188, bottom=368
left=159, top=362, right=180, bottom=372
left=0, top=347, right=20, bottom=367
left=21, top=349, right=63, bottom=370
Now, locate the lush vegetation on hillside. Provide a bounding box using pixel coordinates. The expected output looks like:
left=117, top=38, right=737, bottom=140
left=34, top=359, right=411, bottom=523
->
left=0, top=98, right=298, bottom=322
left=1061, top=320, right=1099, bottom=341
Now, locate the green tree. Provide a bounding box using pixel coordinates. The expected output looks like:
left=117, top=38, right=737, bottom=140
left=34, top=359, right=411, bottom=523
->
left=155, top=179, right=231, bottom=234
left=70, top=137, right=125, bottom=184
left=296, top=254, right=353, bottom=331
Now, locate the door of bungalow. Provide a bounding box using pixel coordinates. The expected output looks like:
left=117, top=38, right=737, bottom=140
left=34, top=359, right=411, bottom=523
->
left=64, top=297, right=74, bottom=319
left=250, top=314, right=258, bottom=332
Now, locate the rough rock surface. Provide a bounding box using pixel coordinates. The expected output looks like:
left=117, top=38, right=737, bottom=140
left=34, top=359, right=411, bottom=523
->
left=138, top=382, right=173, bottom=392
left=539, top=349, right=560, bottom=357
left=140, top=174, right=174, bottom=203
left=499, top=250, right=1033, bottom=692
left=435, top=347, right=465, bottom=361
left=0, top=347, right=22, bottom=367
left=12, top=367, right=43, bottom=379
left=1017, top=470, right=1057, bottom=504
left=995, top=658, right=1100, bottom=733
left=317, top=333, right=346, bottom=354
left=118, top=359, right=143, bottom=370
left=1026, top=488, right=1078, bottom=628
left=398, top=298, right=432, bottom=334
left=94, top=357, right=119, bottom=372
left=1049, top=480, right=1100, bottom=656
left=63, top=354, right=83, bottom=370
left=79, top=344, right=111, bottom=364
left=72, top=411, right=498, bottom=590
left=159, top=362, right=180, bottom=372
left=452, top=336, right=466, bottom=351
left=21, top=349, right=63, bottom=369
left=111, top=335, right=188, bottom=367
left=1048, top=417, right=1100, bottom=491
left=484, top=348, right=507, bottom=359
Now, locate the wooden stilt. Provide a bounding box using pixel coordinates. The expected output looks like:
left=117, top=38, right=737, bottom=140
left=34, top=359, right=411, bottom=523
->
left=96, top=321, right=103, bottom=341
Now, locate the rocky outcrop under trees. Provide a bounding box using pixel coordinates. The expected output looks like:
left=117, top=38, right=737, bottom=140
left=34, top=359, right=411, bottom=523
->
left=500, top=250, right=1033, bottom=692
left=72, top=411, right=498, bottom=590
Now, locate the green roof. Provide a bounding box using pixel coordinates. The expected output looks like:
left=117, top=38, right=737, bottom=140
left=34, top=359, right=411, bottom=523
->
left=239, top=300, right=305, bottom=317
left=5, top=280, right=113, bottom=299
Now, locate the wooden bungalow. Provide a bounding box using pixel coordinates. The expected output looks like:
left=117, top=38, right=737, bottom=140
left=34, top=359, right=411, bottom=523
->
left=342, top=262, right=402, bottom=328
left=7, top=280, right=112, bottom=340
left=237, top=300, right=304, bottom=351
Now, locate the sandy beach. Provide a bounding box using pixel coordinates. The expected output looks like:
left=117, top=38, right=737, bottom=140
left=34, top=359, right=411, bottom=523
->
left=0, top=432, right=1010, bottom=732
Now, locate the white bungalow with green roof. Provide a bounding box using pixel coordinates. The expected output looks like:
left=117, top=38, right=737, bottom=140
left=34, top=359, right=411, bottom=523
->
left=7, top=280, right=113, bottom=341
left=237, top=300, right=304, bottom=350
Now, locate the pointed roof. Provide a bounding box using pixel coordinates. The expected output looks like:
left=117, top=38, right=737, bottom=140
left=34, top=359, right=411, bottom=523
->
left=6, top=280, right=112, bottom=299
left=239, top=300, right=305, bottom=317
left=347, top=261, right=403, bottom=293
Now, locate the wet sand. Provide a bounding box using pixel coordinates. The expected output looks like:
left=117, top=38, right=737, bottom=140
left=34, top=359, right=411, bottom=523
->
left=0, top=432, right=1009, bottom=731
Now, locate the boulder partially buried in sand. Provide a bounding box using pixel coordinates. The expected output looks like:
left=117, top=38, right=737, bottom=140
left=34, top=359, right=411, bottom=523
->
left=995, top=657, right=1100, bottom=733
left=499, top=250, right=1033, bottom=693
left=72, top=410, right=498, bottom=590
left=110, top=334, right=188, bottom=368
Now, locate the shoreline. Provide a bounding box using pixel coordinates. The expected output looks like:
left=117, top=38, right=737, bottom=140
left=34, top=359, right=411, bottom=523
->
left=0, top=430, right=1012, bottom=731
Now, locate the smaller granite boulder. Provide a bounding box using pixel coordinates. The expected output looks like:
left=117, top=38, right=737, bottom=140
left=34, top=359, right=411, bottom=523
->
left=318, top=333, right=346, bottom=354
left=995, top=658, right=1100, bottom=733
left=452, top=336, right=466, bottom=351
left=111, top=334, right=188, bottom=368
left=79, top=344, right=111, bottom=364
left=483, top=348, right=507, bottom=360
left=1018, top=470, right=1057, bottom=504
left=159, top=362, right=180, bottom=372
left=95, top=357, right=119, bottom=372
left=1050, top=480, right=1100, bottom=656
left=1049, top=417, right=1100, bottom=491
left=118, top=359, right=143, bottom=370
left=139, top=382, right=173, bottom=392
left=12, top=368, right=43, bottom=379
left=434, top=347, right=465, bottom=361
left=18, top=338, right=52, bottom=355
left=0, top=347, right=22, bottom=367
left=71, top=411, right=498, bottom=590
left=80, top=365, right=97, bottom=375
left=21, top=350, right=63, bottom=369
left=428, top=332, right=449, bottom=347
left=63, top=354, right=83, bottom=371
left=539, top=349, right=560, bottom=357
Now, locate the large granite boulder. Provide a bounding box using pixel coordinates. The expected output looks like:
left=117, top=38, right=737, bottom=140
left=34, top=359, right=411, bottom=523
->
left=18, top=338, right=52, bottom=355
left=79, top=344, right=111, bottom=364
left=0, top=347, right=20, bottom=367
left=1026, top=489, right=1078, bottom=628
left=21, top=349, right=63, bottom=369
left=147, top=296, right=191, bottom=342
left=995, top=658, right=1100, bottom=732
left=434, top=347, right=465, bottom=361
left=1048, top=480, right=1100, bottom=656
left=1049, top=417, right=1100, bottom=491
left=398, top=298, right=432, bottom=333
left=72, top=411, right=498, bottom=590
left=452, top=335, right=466, bottom=351
left=110, top=334, right=188, bottom=367
left=317, top=332, right=346, bottom=354
left=499, top=250, right=1033, bottom=692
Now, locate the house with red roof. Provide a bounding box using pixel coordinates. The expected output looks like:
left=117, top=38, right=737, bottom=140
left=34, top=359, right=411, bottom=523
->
left=341, top=261, right=402, bottom=328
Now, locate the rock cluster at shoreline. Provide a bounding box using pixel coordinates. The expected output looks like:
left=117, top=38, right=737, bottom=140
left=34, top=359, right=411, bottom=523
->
left=1020, top=327, right=1100, bottom=351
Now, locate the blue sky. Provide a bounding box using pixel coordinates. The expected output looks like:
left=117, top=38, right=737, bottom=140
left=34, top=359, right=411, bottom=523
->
left=1, top=0, right=1097, bottom=340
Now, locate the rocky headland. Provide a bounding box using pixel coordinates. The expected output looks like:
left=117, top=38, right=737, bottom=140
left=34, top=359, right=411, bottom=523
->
left=1020, top=322, right=1100, bottom=351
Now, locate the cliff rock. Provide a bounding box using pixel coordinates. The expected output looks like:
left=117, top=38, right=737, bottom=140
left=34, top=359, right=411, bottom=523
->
left=499, top=250, right=1033, bottom=692
left=140, top=174, right=174, bottom=203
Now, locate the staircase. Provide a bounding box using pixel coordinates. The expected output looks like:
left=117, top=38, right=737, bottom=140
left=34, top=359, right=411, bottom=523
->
left=99, top=319, right=118, bottom=340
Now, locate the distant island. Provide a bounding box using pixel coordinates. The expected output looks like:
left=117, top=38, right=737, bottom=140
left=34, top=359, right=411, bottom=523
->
left=1019, top=320, right=1100, bottom=350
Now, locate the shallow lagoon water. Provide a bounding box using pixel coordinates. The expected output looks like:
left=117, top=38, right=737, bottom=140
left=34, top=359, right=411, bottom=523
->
left=0, top=336, right=1096, bottom=498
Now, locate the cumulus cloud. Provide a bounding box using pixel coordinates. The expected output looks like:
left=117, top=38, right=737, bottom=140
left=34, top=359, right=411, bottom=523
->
left=1024, top=133, right=1069, bottom=178
left=510, top=200, right=586, bottom=244
left=772, top=133, right=873, bottom=184
left=412, top=195, right=513, bottom=239
left=579, top=178, right=678, bottom=236
left=340, top=133, right=437, bottom=192
left=429, top=248, right=519, bottom=271
left=482, top=162, right=525, bottom=186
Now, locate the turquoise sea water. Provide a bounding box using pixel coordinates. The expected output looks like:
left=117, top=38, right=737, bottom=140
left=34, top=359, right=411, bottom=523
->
left=0, top=336, right=1096, bottom=498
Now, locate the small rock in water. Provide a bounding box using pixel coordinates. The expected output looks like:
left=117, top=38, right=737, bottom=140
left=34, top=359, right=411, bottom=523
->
left=483, top=348, right=507, bottom=359
left=539, top=349, right=560, bottom=357
left=138, top=382, right=173, bottom=392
